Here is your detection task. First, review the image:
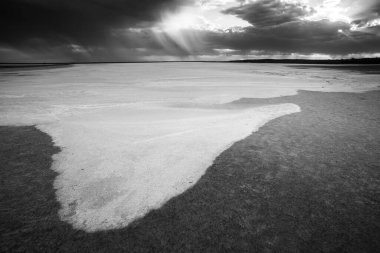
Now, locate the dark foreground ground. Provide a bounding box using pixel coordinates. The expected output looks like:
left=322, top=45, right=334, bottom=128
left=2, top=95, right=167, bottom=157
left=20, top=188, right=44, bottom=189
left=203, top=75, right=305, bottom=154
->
left=1, top=90, right=379, bottom=252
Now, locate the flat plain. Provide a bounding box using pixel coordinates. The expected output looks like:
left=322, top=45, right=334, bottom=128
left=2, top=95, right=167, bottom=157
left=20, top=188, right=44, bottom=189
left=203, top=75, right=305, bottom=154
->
left=1, top=89, right=379, bottom=252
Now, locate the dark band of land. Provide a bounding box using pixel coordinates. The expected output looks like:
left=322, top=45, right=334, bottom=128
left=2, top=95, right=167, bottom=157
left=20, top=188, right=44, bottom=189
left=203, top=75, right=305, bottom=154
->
left=1, top=90, right=379, bottom=252
left=1, top=57, right=380, bottom=66
left=230, top=58, right=380, bottom=64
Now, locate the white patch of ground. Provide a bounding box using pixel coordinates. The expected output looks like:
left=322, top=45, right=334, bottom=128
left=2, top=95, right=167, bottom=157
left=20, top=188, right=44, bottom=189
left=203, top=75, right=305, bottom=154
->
left=38, top=103, right=300, bottom=231
left=1, top=63, right=378, bottom=232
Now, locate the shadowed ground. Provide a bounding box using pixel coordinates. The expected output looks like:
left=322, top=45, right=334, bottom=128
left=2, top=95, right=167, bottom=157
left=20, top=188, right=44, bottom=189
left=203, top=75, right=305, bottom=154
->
left=1, top=90, right=379, bottom=252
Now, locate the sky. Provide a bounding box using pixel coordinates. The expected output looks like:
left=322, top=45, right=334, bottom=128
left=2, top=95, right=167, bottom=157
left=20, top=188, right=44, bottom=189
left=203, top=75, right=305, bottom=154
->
left=1, top=0, right=380, bottom=62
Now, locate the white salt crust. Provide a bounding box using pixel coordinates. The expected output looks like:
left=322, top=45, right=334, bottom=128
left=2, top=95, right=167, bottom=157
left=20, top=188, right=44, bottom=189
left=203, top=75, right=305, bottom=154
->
left=1, top=63, right=378, bottom=231
left=39, top=103, right=300, bottom=231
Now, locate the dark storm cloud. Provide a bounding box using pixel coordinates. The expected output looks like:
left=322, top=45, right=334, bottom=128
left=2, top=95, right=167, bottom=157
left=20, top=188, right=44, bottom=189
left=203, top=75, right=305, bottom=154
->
left=0, top=0, right=192, bottom=61
left=1, top=0, right=380, bottom=61
left=211, top=0, right=380, bottom=56
left=223, top=0, right=313, bottom=27
left=204, top=20, right=342, bottom=53
left=204, top=20, right=379, bottom=55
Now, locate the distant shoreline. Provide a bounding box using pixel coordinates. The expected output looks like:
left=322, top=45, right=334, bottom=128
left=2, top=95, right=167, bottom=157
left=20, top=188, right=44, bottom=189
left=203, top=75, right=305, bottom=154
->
left=1, top=57, right=380, bottom=67
left=230, top=58, right=380, bottom=64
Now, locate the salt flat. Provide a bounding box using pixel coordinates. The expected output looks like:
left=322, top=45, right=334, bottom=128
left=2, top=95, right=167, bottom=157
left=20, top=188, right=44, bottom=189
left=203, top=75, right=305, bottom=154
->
left=0, top=63, right=378, bottom=231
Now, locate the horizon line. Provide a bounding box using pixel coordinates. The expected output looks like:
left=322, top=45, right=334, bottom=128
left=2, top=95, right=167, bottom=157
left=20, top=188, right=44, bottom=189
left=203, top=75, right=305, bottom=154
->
left=1, top=57, right=380, bottom=65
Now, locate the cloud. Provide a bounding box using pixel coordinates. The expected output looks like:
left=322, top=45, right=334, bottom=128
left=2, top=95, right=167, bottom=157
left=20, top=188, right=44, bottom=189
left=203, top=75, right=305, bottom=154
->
left=223, top=0, right=313, bottom=27
left=0, top=0, right=193, bottom=61
left=207, top=0, right=379, bottom=57
left=201, top=19, right=380, bottom=56
left=0, top=0, right=379, bottom=61
left=348, top=0, right=380, bottom=27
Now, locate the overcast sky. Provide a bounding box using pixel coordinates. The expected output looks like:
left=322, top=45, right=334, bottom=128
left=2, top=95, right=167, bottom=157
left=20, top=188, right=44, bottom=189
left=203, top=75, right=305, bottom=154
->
left=1, top=0, right=379, bottom=62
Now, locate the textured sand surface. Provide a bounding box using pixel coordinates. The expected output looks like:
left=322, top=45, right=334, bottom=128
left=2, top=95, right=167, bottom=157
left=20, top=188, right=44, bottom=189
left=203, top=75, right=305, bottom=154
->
left=1, top=63, right=379, bottom=231
left=1, top=90, right=379, bottom=252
